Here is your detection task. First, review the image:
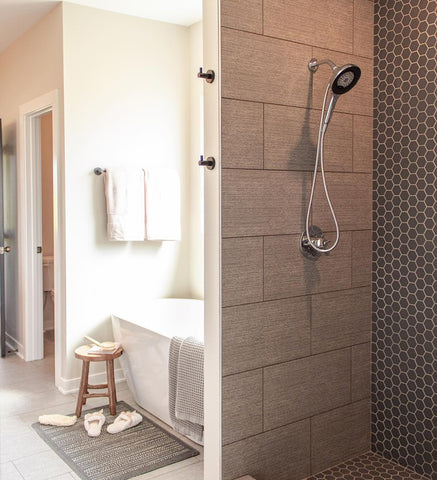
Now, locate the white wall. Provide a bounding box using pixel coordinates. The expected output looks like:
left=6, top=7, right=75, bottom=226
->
left=62, top=3, right=203, bottom=380
left=0, top=5, right=63, bottom=350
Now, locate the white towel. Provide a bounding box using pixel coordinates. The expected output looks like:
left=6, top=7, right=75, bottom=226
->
left=144, top=169, right=181, bottom=241
left=104, top=167, right=145, bottom=241
left=175, top=336, right=204, bottom=425
left=169, top=336, right=204, bottom=444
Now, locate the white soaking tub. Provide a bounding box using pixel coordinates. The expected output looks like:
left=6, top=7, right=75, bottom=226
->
left=111, top=298, right=204, bottom=427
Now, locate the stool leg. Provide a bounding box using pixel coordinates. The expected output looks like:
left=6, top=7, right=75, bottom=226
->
left=107, top=359, right=117, bottom=415
left=75, top=360, right=90, bottom=418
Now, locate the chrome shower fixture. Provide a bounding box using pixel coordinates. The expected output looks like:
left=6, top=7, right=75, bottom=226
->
left=301, top=58, right=361, bottom=256
left=308, top=58, right=361, bottom=132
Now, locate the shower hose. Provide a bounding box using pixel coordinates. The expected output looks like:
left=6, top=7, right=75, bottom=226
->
left=305, top=83, right=340, bottom=253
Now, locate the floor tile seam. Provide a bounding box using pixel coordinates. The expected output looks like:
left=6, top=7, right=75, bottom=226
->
left=45, top=472, right=76, bottom=480
left=15, top=400, right=78, bottom=417
left=0, top=388, right=66, bottom=401
left=307, top=451, right=431, bottom=480
left=0, top=401, right=76, bottom=418
left=9, top=386, right=73, bottom=398
left=4, top=444, right=52, bottom=465
left=373, top=452, right=431, bottom=480
left=0, top=461, right=26, bottom=480
left=316, top=450, right=375, bottom=474
left=0, top=428, right=37, bottom=441
left=0, top=383, right=59, bottom=392
left=144, top=459, right=203, bottom=480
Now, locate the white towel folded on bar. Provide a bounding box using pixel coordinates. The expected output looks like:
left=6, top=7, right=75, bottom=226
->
left=145, top=169, right=181, bottom=241
left=104, top=168, right=145, bottom=241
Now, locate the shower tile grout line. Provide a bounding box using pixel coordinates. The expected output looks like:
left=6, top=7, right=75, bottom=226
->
left=221, top=95, right=373, bottom=119
left=223, top=284, right=371, bottom=310
left=222, top=397, right=371, bottom=448
left=222, top=166, right=373, bottom=175
left=221, top=26, right=374, bottom=62
left=221, top=95, right=374, bottom=118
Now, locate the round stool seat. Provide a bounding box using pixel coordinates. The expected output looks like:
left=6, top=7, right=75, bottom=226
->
left=74, top=344, right=123, bottom=417
left=74, top=344, right=123, bottom=362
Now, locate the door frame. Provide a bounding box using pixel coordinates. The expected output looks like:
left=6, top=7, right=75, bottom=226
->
left=18, top=90, right=64, bottom=385
left=0, top=118, right=5, bottom=358
left=203, top=0, right=222, bottom=478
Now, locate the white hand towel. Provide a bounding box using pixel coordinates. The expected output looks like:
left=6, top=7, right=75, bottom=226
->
left=145, top=169, right=181, bottom=241
left=104, top=167, right=145, bottom=241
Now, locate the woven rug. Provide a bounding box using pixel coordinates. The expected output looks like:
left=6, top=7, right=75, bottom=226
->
left=32, top=401, right=199, bottom=480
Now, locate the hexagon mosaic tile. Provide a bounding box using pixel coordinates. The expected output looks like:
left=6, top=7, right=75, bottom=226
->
left=373, top=1, right=436, bottom=479
left=306, top=451, right=428, bottom=480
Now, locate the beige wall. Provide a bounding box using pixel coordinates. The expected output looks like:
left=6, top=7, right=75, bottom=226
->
left=62, top=3, right=203, bottom=380
left=41, top=112, right=54, bottom=257
left=0, top=5, right=63, bottom=346
left=220, top=0, right=374, bottom=478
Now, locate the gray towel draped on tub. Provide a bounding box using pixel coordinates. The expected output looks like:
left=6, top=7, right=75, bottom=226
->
left=169, top=336, right=204, bottom=444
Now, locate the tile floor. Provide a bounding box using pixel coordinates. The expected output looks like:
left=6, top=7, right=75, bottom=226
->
left=0, top=332, right=203, bottom=480
left=306, top=451, right=429, bottom=480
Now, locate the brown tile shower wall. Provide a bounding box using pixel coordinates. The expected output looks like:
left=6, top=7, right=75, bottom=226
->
left=220, top=1, right=374, bottom=479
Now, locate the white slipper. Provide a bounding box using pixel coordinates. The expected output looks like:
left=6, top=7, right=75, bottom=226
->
left=107, top=410, right=142, bottom=434
left=84, top=409, right=105, bottom=437
left=39, top=414, right=77, bottom=427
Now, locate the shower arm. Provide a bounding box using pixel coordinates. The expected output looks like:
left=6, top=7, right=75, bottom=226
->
left=308, top=58, right=337, bottom=72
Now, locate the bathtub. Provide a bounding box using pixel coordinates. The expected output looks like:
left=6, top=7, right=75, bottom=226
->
left=111, top=298, right=204, bottom=428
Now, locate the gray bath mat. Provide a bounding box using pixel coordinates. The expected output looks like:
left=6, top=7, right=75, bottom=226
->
left=32, top=401, right=199, bottom=480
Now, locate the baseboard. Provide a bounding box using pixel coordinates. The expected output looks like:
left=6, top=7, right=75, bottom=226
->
left=57, top=368, right=125, bottom=395
left=5, top=333, right=24, bottom=359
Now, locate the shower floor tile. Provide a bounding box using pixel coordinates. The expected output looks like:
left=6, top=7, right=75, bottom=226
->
left=306, top=451, right=428, bottom=480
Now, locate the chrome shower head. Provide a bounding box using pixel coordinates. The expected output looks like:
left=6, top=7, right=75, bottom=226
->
left=331, top=64, right=361, bottom=94
left=308, top=58, right=361, bottom=130
left=308, top=58, right=361, bottom=87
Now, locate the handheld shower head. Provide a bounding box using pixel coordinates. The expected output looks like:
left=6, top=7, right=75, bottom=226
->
left=330, top=64, right=361, bottom=95
left=309, top=59, right=361, bottom=130
left=302, top=59, right=362, bottom=256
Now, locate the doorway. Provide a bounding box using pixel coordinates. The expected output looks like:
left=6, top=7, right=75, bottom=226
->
left=40, top=111, right=55, bottom=357
left=18, top=90, right=63, bottom=385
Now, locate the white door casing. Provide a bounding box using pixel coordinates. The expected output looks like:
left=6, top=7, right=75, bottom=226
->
left=203, top=0, right=222, bottom=478
left=18, top=90, right=64, bottom=389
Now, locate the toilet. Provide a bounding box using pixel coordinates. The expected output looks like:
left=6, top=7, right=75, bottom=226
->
left=43, top=256, right=54, bottom=331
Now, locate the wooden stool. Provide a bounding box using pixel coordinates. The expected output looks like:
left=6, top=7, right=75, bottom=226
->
left=74, top=344, right=123, bottom=417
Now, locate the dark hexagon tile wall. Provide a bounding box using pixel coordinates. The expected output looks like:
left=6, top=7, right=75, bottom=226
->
left=373, top=1, right=436, bottom=479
